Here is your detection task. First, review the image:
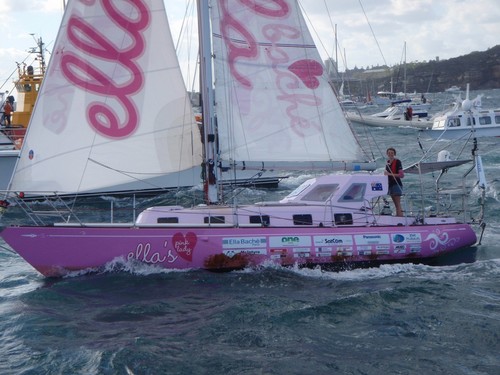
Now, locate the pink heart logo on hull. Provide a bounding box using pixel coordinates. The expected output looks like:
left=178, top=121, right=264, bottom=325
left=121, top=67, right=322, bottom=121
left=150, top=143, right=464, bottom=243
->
left=288, top=59, right=323, bottom=89
left=172, top=232, right=198, bottom=262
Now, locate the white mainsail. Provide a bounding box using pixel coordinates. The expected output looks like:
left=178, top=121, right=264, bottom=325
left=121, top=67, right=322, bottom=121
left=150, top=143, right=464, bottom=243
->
left=9, top=0, right=203, bottom=194
left=210, top=0, right=368, bottom=170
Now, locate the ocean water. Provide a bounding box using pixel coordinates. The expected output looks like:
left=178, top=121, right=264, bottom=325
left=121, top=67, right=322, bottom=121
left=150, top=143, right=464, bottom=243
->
left=0, top=89, right=499, bottom=374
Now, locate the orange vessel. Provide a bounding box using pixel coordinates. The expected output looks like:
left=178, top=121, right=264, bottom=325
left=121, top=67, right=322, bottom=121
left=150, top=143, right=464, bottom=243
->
left=2, top=37, right=46, bottom=147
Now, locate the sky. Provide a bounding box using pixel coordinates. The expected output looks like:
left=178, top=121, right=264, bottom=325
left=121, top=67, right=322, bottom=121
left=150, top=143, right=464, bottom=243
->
left=1, top=0, right=499, bottom=93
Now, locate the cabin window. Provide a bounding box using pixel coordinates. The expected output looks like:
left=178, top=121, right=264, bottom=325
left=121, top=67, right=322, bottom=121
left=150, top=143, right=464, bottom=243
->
left=479, top=116, right=491, bottom=125
left=285, top=180, right=313, bottom=199
left=293, top=214, right=313, bottom=225
left=157, top=217, right=179, bottom=223
left=204, top=216, right=225, bottom=224
left=448, top=118, right=460, bottom=127
left=302, top=184, right=339, bottom=202
left=250, top=215, right=270, bottom=226
left=339, top=183, right=366, bottom=202
left=334, top=213, right=353, bottom=225
left=466, top=117, right=475, bottom=126
left=495, top=115, right=500, bottom=124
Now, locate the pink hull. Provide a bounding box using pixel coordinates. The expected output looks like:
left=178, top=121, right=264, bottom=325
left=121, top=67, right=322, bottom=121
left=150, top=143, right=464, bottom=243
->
left=1, top=224, right=477, bottom=277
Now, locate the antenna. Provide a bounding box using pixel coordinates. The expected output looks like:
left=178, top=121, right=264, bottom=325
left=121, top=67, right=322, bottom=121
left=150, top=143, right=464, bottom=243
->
left=28, top=35, right=46, bottom=75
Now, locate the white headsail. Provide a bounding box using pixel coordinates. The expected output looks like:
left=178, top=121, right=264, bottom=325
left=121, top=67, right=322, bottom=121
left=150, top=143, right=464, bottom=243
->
left=9, top=0, right=203, bottom=195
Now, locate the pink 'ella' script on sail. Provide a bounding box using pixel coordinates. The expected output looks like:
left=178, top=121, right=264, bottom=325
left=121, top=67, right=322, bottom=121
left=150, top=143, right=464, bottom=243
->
left=60, top=0, right=150, bottom=139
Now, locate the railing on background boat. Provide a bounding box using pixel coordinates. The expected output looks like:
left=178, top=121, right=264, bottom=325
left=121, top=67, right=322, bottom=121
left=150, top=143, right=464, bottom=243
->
left=0, top=125, right=26, bottom=150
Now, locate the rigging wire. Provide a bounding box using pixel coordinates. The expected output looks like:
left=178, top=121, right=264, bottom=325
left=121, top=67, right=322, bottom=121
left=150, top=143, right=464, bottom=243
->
left=298, top=0, right=377, bottom=163
left=358, top=0, right=387, bottom=67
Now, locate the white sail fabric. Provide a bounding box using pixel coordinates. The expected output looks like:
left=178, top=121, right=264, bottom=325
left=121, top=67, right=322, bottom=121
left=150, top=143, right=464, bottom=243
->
left=10, top=0, right=203, bottom=194
left=210, top=0, right=364, bottom=169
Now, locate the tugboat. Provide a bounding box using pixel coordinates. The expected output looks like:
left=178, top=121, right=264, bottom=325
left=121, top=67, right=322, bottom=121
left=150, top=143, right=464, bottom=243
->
left=1, top=36, right=46, bottom=146
left=0, top=37, right=46, bottom=189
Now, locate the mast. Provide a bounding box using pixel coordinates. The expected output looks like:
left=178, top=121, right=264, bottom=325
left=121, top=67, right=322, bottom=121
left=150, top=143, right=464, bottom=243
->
left=335, top=24, right=338, bottom=77
left=30, top=35, right=46, bottom=76
left=197, top=0, right=219, bottom=204
left=403, top=41, right=407, bottom=95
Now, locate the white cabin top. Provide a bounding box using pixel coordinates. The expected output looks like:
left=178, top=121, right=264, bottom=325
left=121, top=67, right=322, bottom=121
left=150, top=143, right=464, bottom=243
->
left=279, top=174, right=387, bottom=204
left=136, top=174, right=390, bottom=227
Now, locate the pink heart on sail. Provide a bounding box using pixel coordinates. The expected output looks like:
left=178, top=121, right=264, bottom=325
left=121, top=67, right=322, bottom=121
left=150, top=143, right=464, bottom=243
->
left=172, top=232, right=198, bottom=262
left=288, top=59, right=323, bottom=89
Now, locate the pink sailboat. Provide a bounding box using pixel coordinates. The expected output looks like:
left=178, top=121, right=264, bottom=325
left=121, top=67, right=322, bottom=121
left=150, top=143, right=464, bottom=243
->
left=0, top=0, right=485, bottom=277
